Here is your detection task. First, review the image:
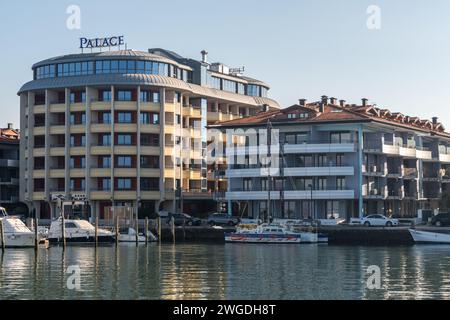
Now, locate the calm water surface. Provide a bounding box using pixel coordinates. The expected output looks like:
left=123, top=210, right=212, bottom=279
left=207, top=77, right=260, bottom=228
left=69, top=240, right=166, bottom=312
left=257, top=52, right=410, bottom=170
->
left=1, top=244, right=450, bottom=300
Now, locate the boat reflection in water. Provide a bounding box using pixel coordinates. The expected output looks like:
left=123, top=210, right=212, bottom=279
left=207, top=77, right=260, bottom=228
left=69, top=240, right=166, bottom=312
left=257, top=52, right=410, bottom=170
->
left=225, top=220, right=328, bottom=244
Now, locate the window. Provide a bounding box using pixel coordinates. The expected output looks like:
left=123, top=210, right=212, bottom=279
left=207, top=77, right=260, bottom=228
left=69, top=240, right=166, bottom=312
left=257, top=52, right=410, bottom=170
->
left=117, top=134, right=132, bottom=145
left=117, top=112, right=132, bottom=123
left=243, top=178, right=252, bottom=191
left=330, top=132, right=351, bottom=144
left=101, top=134, right=111, bottom=146
left=336, top=177, right=346, bottom=190
left=317, top=154, right=328, bottom=167
left=296, top=155, right=313, bottom=167
left=318, top=178, right=327, bottom=190
left=117, top=178, right=132, bottom=190
left=246, top=85, right=259, bottom=97
left=176, top=114, right=181, bottom=125
left=140, top=134, right=159, bottom=147
left=140, top=156, right=159, bottom=168
left=117, top=90, right=132, bottom=101
left=140, top=178, right=159, bottom=191
left=117, top=156, right=132, bottom=168
left=140, top=90, right=160, bottom=103
left=101, top=178, right=111, bottom=191
left=101, top=112, right=111, bottom=124
left=140, top=112, right=159, bottom=124
left=101, top=156, right=111, bottom=168
left=101, top=91, right=112, bottom=102
left=336, top=154, right=344, bottom=167
left=296, top=178, right=313, bottom=190
left=327, top=201, right=340, bottom=219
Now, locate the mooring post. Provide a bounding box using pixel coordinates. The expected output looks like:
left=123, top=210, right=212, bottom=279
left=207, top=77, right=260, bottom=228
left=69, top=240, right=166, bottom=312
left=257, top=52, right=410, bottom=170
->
left=34, top=217, right=39, bottom=250
left=0, top=220, right=5, bottom=251
left=95, top=215, right=99, bottom=247
left=158, top=216, right=161, bottom=245
left=145, top=217, right=149, bottom=245
left=172, top=217, right=176, bottom=244
left=61, top=214, right=66, bottom=249
left=115, top=214, right=119, bottom=246
left=135, top=210, right=139, bottom=246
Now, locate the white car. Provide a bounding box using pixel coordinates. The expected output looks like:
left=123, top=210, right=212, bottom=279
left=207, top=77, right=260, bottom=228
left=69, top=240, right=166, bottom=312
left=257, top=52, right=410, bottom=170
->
left=360, top=214, right=399, bottom=227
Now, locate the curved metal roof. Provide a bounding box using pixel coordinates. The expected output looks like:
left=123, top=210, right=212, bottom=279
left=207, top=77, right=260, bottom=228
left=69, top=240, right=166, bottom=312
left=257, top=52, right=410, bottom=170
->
left=32, top=50, right=191, bottom=70
left=18, top=74, right=280, bottom=109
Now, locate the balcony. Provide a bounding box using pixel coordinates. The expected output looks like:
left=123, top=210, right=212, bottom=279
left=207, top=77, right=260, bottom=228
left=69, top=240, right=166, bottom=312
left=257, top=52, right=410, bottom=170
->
left=90, top=191, right=111, bottom=200
left=363, top=165, right=386, bottom=176
left=403, top=168, right=418, bottom=179
left=225, top=189, right=355, bottom=201
left=115, top=101, right=137, bottom=111
left=0, top=178, right=19, bottom=185
left=49, top=103, right=66, bottom=113
left=49, top=125, right=66, bottom=135
left=283, top=143, right=356, bottom=154
left=90, top=168, right=111, bottom=177
left=140, top=168, right=160, bottom=177
left=34, top=127, right=46, bottom=136
left=114, top=146, right=137, bottom=155
left=440, top=153, right=450, bottom=164
left=90, top=123, right=111, bottom=133
left=140, top=124, right=160, bottom=134
left=69, top=103, right=85, bottom=112
left=363, top=187, right=387, bottom=199
left=115, top=123, right=137, bottom=132
left=0, top=159, right=19, bottom=167
left=114, top=191, right=138, bottom=200
left=70, top=124, right=86, bottom=134
left=49, top=169, right=65, bottom=178
left=141, top=191, right=160, bottom=200
left=114, top=168, right=137, bottom=177
left=387, top=189, right=404, bottom=200
left=69, top=147, right=86, bottom=156
left=69, top=169, right=85, bottom=177
left=91, top=101, right=111, bottom=111
left=33, top=105, right=45, bottom=114
left=225, top=166, right=354, bottom=178
left=140, top=102, right=160, bottom=112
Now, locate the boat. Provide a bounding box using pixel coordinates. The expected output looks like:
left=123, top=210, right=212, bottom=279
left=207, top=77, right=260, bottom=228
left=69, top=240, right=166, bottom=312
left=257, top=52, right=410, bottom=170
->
left=225, top=223, right=322, bottom=244
left=409, top=229, right=450, bottom=244
left=0, top=207, right=35, bottom=248
left=118, top=227, right=157, bottom=243
left=48, top=217, right=115, bottom=243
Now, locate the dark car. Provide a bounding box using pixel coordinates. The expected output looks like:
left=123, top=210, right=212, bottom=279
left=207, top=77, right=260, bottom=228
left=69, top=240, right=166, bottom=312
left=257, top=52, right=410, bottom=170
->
left=431, top=213, right=450, bottom=227
left=207, top=213, right=240, bottom=226
left=167, top=213, right=202, bottom=226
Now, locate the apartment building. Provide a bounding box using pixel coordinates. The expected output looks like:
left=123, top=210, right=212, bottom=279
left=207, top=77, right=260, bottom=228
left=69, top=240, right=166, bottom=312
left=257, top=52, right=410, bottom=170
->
left=211, top=96, right=450, bottom=220
left=18, top=48, right=279, bottom=219
left=0, top=124, right=21, bottom=212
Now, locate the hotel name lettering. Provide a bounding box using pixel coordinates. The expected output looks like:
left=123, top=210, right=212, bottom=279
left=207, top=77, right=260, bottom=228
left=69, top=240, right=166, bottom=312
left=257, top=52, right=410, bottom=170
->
left=79, top=36, right=125, bottom=49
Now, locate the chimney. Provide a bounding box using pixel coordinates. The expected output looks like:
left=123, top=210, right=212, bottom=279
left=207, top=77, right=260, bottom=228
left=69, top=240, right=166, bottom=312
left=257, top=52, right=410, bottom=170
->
left=299, top=99, right=307, bottom=106
left=432, top=117, right=438, bottom=125
left=339, top=100, right=346, bottom=107
left=321, top=95, right=328, bottom=105
left=7, top=123, right=13, bottom=130
left=262, top=104, right=270, bottom=112
left=362, top=98, right=369, bottom=107
left=201, top=50, right=208, bottom=63
left=329, top=97, right=337, bottom=105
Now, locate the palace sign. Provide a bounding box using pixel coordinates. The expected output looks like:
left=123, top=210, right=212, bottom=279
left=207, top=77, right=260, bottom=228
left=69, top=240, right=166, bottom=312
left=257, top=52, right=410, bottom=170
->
left=79, top=36, right=125, bottom=49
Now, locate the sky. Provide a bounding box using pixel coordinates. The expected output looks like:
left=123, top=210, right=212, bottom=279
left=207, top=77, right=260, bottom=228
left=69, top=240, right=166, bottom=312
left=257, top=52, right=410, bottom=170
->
left=1, top=0, right=450, bottom=128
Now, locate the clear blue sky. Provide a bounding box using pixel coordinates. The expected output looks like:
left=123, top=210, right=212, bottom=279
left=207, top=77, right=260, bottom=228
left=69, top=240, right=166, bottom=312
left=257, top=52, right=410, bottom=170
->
left=1, top=0, right=450, bottom=128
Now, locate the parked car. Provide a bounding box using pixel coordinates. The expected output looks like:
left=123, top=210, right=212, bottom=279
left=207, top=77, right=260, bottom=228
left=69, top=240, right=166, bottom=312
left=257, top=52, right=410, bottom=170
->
left=158, top=211, right=169, bottom=219
left=207, top=213, right=240, bottom=226
left=360, top=214, right=399, bottom=227
left=167, top=213, right=202, bottom=226
left=431, top=213, right=450, bottom=227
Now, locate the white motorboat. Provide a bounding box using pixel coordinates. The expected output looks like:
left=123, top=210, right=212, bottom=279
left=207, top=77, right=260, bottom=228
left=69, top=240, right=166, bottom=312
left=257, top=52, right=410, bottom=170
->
left=225, top=223, right=323, bottom=244
left=48, top=217, right=115, bottom=243
left=0, top=207, right=35, bottom=248
left=409, top=229, right=450, bottom=244
left=118, top=227, right=157, bottom=243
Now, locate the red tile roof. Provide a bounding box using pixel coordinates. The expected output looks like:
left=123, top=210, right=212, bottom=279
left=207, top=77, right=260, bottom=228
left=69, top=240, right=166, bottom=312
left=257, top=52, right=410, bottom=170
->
left=0, top=127, right=20, bottom=143
left=212, top=99, right=450, bottom=138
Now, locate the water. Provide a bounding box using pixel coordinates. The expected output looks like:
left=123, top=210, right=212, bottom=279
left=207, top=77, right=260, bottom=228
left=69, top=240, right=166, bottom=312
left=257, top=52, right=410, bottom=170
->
left=1, top=244, right=450, bottom=300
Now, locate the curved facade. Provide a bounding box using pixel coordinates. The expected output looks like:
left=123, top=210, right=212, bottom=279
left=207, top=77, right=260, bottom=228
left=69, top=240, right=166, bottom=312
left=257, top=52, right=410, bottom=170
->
left=19, top=49, right=279, bottom=220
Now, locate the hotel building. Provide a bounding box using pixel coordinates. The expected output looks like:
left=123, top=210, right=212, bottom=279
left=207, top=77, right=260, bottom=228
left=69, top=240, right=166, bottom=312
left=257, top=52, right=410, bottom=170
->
left=211, top=96, right=450, bottom=220
left=18, top=48, right=279, bottom=219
